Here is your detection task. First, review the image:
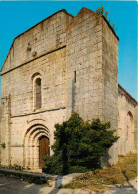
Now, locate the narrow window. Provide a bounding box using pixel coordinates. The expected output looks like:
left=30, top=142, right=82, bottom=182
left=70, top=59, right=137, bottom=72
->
left=35, top=78, right=41, bottom=109
left=74, top=71, right=76, bottom=83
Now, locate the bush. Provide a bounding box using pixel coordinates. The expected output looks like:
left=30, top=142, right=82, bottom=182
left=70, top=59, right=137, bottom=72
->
left=43, top=113, right=119, bottom=175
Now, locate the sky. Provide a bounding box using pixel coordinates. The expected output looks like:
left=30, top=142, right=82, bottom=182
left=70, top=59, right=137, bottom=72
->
left=0, top=1, right=137, bottom=100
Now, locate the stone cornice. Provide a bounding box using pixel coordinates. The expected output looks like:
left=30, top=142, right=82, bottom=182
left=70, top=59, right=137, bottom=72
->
left=118, top=84, right=137, bottom=106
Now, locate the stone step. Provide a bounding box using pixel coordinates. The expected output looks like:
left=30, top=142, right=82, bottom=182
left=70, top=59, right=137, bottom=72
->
left=0, top=168, right=82, bottom=188
left=0, top=168, right=56, bottom=184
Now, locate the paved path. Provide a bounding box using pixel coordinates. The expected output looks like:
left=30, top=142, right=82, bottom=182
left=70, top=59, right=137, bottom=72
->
left=0, top=175, right=137, bottom=194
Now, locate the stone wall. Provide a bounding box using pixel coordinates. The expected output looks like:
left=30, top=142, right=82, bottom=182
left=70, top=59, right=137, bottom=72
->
left=2, top=48, right=66, bottom=116
left=118, top=84, right=137, bottom=155
left=102, top=16, right=119, bottom=165
left=0, top=96, right=11, bottom=165
left=9, top=108, right=66, bottom=168
left=0, top=46, right=67, bottom=167
left=66, top=8, right=119, bottom=165
left=0, top=10, right=73, bottom=167
left=66, top=8, right=104, bottom=122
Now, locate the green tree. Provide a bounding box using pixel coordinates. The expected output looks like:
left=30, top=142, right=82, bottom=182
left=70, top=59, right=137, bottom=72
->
left=43, top=113, right=119, bottom=175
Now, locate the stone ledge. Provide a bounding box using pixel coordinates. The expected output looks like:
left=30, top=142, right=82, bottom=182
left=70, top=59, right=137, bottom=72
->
left=0, top=168, right=56, bottom=184
left=0, top=168, right=82, bottom=188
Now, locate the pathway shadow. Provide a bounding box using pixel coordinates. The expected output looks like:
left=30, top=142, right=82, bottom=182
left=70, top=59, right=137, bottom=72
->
left=48, top=175, right=62, bottom=194
left=108, top=170, right=137, bottom=194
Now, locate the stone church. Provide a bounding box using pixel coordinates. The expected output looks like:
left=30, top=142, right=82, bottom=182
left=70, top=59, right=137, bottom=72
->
left=0, top=8, right=137, bottom=170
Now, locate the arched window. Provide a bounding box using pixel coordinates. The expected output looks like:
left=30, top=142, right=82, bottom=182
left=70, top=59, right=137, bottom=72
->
left=32, top=74, right=42, bottom=110
left=35, top=78, right=41, bottom=109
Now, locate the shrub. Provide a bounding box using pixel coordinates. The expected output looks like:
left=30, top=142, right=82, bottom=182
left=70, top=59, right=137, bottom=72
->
left=43, top=113, right=119, bottom=175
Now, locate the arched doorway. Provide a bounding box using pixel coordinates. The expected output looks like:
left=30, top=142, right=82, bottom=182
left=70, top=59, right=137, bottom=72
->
left=39, top=136, right=50, bottom=168
left=23, top=124, right=50, bottom=169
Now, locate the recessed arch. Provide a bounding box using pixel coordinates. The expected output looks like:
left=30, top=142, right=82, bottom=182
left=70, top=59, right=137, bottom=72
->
left=126, top=111, right=134, bottom=153
left=23, top=123, right=50, bottom=169
left=24, top=124, right=50, bottom=139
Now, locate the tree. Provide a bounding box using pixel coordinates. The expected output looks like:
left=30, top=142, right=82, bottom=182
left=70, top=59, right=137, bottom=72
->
left=43, top=113, right=119, bottom=175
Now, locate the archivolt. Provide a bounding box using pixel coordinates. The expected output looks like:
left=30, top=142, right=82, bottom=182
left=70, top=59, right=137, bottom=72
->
left=23, top=123, right=50, bottom=169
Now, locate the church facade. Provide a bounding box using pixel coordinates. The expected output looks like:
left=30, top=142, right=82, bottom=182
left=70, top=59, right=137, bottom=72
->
left=0, top=8, right=137, bottom=170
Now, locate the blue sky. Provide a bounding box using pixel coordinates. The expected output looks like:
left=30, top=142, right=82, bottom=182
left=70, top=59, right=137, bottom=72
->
left=0, top=1, right=137, bottom=100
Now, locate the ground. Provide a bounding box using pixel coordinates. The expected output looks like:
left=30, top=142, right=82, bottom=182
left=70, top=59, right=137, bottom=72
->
left=0, top=174, right=137, bottom=194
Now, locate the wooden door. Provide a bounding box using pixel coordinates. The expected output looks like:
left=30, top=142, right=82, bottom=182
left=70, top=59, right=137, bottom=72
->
left=39, top=136, right=50, bottom=168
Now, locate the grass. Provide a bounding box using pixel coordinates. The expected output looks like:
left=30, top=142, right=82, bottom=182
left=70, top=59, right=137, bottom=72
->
left=62, top=153, right=137, bottom=192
